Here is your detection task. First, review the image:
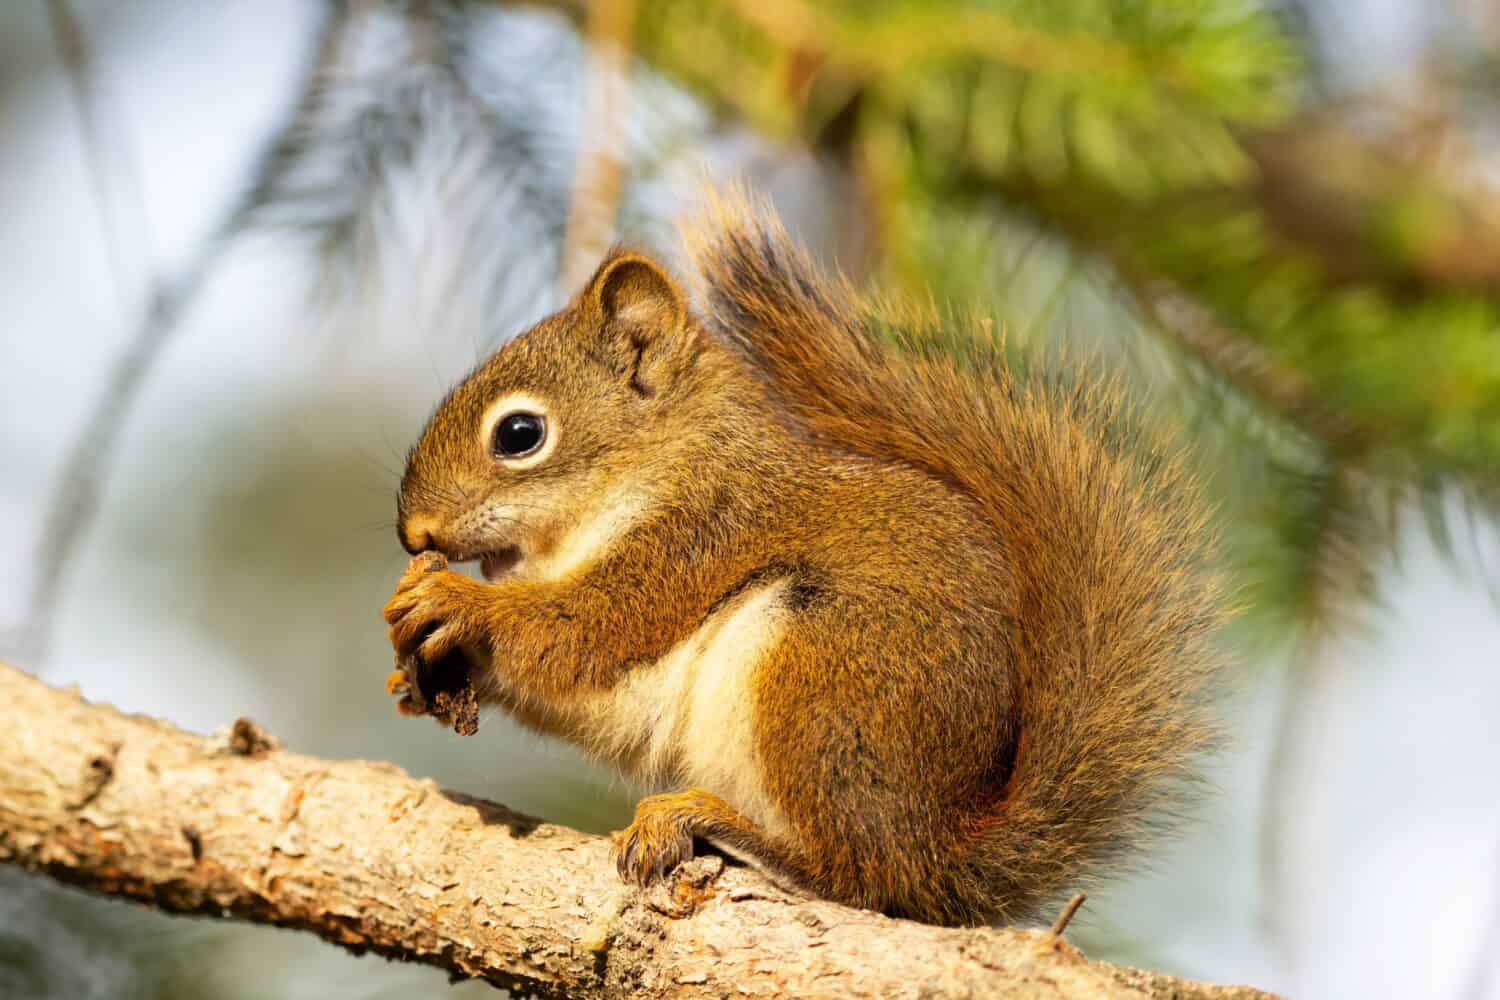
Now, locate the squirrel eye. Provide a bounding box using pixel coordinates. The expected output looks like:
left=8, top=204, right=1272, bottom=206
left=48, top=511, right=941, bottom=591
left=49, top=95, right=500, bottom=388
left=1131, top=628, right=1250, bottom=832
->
left=494, top=412, right=546, bottom=459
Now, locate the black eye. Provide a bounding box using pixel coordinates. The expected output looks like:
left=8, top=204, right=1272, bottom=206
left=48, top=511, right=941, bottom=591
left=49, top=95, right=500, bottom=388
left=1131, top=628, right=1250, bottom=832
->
left=494, top=412, right=546, bottom=458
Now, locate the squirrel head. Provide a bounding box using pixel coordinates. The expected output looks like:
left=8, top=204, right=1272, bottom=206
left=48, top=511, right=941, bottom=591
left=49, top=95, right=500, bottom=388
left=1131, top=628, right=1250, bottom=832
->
left=396, top=250, right=706, bottom=579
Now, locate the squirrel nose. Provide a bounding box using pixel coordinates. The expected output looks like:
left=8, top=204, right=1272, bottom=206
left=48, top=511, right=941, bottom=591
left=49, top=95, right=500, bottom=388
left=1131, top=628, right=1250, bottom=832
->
left=399, top=514, right=443, bottom=555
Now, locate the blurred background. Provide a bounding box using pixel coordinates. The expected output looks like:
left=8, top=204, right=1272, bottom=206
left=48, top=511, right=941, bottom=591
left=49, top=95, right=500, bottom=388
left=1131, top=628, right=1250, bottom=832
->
left=2, top=1, right=1499, bottom=997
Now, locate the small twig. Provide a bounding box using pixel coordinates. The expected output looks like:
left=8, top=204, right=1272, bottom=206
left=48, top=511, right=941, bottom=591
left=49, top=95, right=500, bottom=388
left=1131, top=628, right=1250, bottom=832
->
left=8, top=1, right=362, bottom=661
left=1050, top=892, right=1088, bottom=936
left=558, top=0, right=641, bottom=294
left=45, top=0, right=154, bottom=306
left=14, top=0, right=169, bottom=662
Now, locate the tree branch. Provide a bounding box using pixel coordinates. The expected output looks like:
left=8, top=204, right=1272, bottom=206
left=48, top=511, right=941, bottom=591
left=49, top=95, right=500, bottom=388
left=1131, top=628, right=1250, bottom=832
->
left=0, top=662, right=1272, bottom=998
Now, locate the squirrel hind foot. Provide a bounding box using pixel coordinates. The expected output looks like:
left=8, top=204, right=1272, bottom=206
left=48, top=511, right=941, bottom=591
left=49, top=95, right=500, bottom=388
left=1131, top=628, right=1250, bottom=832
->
left=612, top=788, right=799, bottom=891
left=614, top=793, right=698, bottom=886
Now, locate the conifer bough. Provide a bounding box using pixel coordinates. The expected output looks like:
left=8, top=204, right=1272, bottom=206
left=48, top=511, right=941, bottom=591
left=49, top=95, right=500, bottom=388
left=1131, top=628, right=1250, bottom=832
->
left=0, top=662, right=1271, bottom=998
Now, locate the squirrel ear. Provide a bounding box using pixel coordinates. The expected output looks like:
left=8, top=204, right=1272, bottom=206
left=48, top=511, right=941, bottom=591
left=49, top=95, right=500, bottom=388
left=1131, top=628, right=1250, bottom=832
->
left=585, top=251, right=694, bottom=396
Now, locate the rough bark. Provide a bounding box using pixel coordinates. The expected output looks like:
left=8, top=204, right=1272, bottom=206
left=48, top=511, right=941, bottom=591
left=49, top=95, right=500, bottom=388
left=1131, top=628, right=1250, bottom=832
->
left=0, top=662, right=1273, bottom=999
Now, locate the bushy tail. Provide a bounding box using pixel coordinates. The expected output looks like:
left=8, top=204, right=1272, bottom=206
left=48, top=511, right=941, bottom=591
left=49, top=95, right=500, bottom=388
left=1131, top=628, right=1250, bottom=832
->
left=682, top=188, right=1226, bottom=920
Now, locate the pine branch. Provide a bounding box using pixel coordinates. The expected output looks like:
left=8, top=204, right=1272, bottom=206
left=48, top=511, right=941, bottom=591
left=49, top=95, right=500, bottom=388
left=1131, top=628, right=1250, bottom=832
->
left=0, top=662, right=1273, bottom=999
left=10, top=0, right=358, bottom=663
left=1001, top=175, right=1362, bottom=454
left=13, top=0, right=579, bottom=663
left=558, top=0, right=641, bottom=294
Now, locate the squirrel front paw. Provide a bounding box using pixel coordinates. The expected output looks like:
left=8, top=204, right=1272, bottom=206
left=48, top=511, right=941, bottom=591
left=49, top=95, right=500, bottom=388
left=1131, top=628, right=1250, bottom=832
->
left=382, top=556, right=491, bottom=667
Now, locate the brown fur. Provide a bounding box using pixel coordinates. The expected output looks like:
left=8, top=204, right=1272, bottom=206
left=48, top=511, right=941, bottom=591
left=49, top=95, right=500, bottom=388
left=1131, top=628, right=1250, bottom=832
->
left=383, top=191, right=1225, bottom=926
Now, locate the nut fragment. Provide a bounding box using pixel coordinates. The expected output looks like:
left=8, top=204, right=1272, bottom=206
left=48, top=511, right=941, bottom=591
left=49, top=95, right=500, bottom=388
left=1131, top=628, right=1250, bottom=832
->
left=431, top=685, right=480, bottom=736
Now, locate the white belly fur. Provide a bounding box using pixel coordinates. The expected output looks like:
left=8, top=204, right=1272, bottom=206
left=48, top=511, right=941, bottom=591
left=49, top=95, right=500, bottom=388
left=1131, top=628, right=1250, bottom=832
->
left=578, top=579, right=790, bottom=838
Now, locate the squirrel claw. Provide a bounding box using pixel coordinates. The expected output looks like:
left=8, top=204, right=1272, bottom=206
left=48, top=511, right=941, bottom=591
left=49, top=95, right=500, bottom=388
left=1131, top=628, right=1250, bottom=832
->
left=612, top=794, right=698, bottom=887
left=383, top=568, right=486, bottom=663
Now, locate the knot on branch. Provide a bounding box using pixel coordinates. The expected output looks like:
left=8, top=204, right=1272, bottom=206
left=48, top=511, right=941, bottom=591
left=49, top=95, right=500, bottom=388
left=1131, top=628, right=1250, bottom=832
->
left=213, top=717, right=281, bottom=757
left=67, top=742, right=119, bottom=810
left=641, top=854, right=724, bottom=918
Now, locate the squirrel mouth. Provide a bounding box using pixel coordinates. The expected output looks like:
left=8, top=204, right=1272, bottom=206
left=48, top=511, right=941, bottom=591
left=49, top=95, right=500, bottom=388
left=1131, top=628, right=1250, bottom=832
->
left=479, top=547, right=522, bottom=581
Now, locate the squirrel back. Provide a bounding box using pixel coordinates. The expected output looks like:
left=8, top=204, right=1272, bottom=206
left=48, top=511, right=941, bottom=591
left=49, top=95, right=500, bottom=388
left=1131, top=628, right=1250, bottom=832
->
left=681, top=190, right=1225, bottom=919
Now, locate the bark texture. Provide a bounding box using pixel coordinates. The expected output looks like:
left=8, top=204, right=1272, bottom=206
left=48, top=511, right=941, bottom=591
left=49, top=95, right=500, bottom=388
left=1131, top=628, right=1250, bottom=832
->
left=0, top=662, right=1272, bottom=999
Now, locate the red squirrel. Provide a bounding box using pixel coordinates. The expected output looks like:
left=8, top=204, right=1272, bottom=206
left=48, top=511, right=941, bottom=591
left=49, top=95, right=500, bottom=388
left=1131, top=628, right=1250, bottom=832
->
left=382, top=190, right=1224, bottom=925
